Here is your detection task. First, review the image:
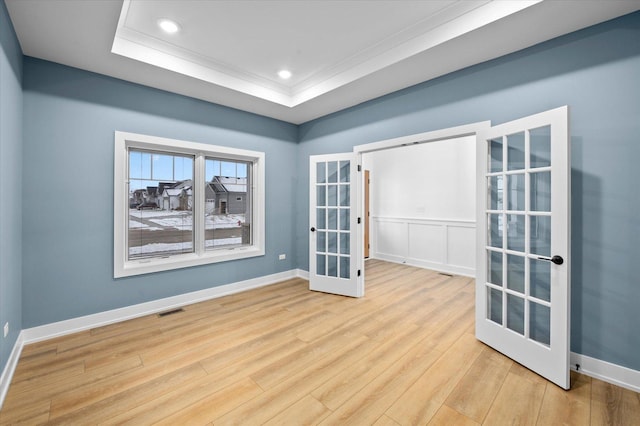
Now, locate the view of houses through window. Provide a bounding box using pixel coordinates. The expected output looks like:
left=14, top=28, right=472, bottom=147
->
left=128, top=149, right=250, bottom=259
left=205, top=157, right=251, bottom=251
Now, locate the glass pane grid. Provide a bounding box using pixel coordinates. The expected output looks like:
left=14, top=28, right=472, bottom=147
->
left=315, top=160, right=352, bottom=281
left=485, top=130, right=553, bottom=339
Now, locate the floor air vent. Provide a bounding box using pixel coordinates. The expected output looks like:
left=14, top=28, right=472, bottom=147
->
left=439, top=273, right=454, bottom=277
left=157, top=308, right=185, bottom=317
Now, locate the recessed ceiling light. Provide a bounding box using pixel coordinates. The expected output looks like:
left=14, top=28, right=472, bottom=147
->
left=278, top=70, right=292, bottom=80
left=158, top=18, right=180, bottom=34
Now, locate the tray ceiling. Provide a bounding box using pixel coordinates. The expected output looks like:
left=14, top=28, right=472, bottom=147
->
left=6, top=0, right=640, bottom=123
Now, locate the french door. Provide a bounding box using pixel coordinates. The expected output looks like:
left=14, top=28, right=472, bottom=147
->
left=476, top=106, right=571, bottom=389
left=309, top=153, right=363, bottom=297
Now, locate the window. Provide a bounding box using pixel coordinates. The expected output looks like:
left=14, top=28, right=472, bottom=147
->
left=114, top=131, right=265, bottom=277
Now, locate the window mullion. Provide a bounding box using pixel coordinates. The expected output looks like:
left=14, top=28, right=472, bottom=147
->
left=194, top=154, right=206, bottom=255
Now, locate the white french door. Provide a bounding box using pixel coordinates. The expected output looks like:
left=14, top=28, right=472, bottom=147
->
left=476, top=106, right=571, bottom=389
left=309, top=153, right=363, bottom=297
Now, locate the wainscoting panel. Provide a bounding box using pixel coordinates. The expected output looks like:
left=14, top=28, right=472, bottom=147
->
left=372, top=216, right=475, bottom=276
left=408, top=223, right=446, bottom=265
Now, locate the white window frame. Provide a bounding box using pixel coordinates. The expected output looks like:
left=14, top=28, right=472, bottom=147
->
left=114, top=131, right=265, bottom=278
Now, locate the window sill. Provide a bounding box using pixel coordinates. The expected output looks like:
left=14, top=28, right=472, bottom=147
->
left=114, top=246, right=265, bottom=278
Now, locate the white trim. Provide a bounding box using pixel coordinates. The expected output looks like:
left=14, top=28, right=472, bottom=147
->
left=371, top=253, right=475, bottom=278
left=114, top=131, right=266, bottom=278
left=21, top=269, right=300, bottom=344
left=571, top=352, right=640, bottom=393
left=0, top=333, right=24, bottom=410
left=296, top=269, right=310, bottom=280
left=353, top=121, right=491, bottom=153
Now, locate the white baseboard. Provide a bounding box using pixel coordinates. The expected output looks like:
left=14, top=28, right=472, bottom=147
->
left=372, top=253, right=475, bottom=278
left=21, top=269, right=304, bottom=344
left=296, top=269, right=309, bottom=280
left=571, top=352, right=640, bottom=393
left=0, top=332, right=24, bottom=410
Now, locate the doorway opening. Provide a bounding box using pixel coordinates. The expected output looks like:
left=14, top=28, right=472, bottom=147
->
left=361, top=134, right=476, bottom=277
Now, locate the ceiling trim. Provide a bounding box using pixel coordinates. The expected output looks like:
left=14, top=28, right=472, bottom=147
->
left=112, top=0, right=541, bottom=108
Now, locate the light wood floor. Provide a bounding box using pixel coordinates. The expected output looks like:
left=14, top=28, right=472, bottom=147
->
left=1, top=260, right=639, bottom=425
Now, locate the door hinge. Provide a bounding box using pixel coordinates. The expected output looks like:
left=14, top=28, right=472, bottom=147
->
left=357, top=165, right=362, bottom=172
left=357, top=269, right=361, bottom=277
left=357, top=217, right=361, bottom=224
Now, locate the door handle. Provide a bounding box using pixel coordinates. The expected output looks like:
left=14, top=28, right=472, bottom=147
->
left=538, top=255, right=564, bottom=265
left=310, top=227, right=316, bottom=232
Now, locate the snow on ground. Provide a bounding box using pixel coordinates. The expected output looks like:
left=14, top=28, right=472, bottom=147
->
left=128, top=237, right=242, bottom=256
left=128, top=219, right=161, bottom=231
left=129, top=209, right=244, bottom=231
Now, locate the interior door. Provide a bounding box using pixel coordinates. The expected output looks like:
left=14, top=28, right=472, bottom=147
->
left=476, top=106, right=570, bottom=389
left=309, top=153, right=363, bottom=297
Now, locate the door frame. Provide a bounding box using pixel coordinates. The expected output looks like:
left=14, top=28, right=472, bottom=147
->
left=353, top=121, right=491, bottom=272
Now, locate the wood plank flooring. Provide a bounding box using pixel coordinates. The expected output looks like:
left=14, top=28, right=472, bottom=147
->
left=1, top=259, right=639, bottom=425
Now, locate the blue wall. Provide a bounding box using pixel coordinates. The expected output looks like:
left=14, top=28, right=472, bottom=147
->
left=0, top=0, right=23, bottom=374
left=21, top=58, right=298, bottom=328
left=297, top=12, right=640, bottom=372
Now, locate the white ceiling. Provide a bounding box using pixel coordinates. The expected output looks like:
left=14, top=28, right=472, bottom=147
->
left=6, top=0, right=640, bottom=124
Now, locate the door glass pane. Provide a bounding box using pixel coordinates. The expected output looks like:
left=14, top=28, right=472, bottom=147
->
left=507, top=294, right=525, bottom=335
left=317, top=208, right=326, bottom=230
left=340, top=232, right=350, bottom=255
left=327, top=161, right=338, bottom=183
left=316, top=254, right=326, bottom=276
left=328, top=209, right=338, bottom=230
left=316, top=162, right=326, bottom=183
left=339, top=161, right=350, bottom=183
left=507, top=214, right=525, bottom=252
left=506, top=254, right=525, bottom=294
left=487, top=287, right=503, bottom=324
left=507, top=174, right=525, bottom=211
left=328, top=185, right=338, bottom=206
left=530, top=302, right=551, bottom=346
left=340, top=185, right=350, bottom=207
left=488, top=214, right=503, bottom=248
left=328, top=255, right=338, bottom=277
left=317, top=185, right=326, bottom=207
left=489, top=138, right=503, bottom=173
left=327, top=231, right=338, bottom=253
left=530, top=215, right=551, bottom=257
left=507, top=132, right=525, bottom=171
left=530, top=126, right=551, bottom=168
left=489, top=175, right=503, bottom=210
left=340, top=256, right=350, bottom=279
left=339, top=209, right=350, bottom=231
left=316, top=231, right=326, bottom=253
left=488, top=250, right=503, bottom=286
left=530, top=258, right=551, bottom=302
left=531, top=171, right=551, bottom=212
